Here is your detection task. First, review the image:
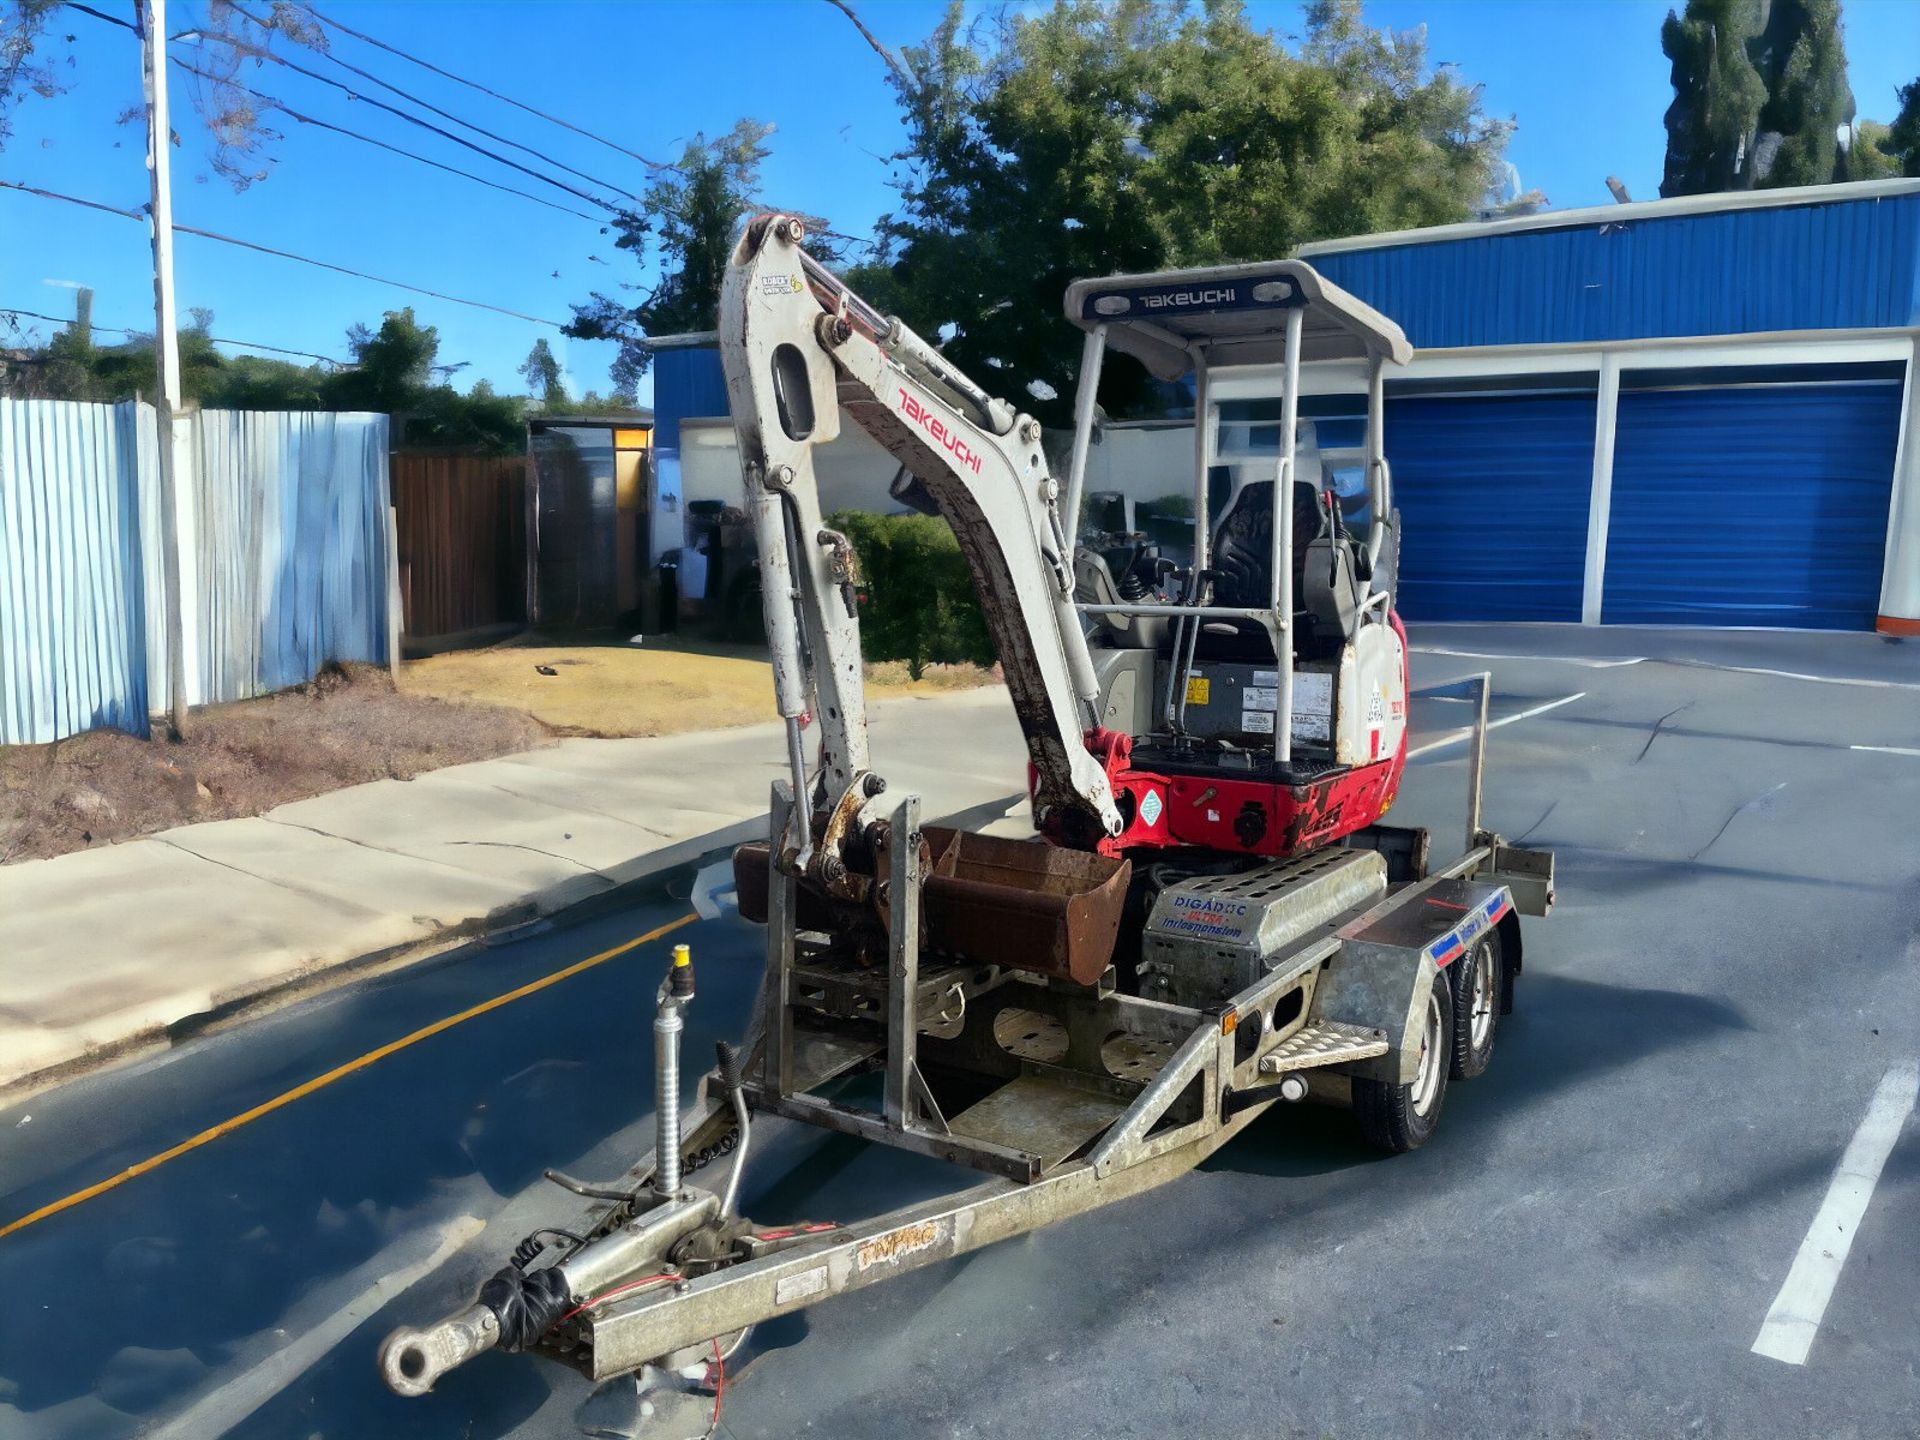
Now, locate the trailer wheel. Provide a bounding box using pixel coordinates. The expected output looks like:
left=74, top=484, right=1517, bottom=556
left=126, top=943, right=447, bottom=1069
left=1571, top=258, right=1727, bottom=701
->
left=1353, top=983, right=1451, bottom=1153
left=1447, top=931, right=1503, bottom=1080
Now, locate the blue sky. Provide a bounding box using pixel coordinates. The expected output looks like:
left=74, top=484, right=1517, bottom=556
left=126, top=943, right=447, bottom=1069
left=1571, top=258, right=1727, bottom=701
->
left=3, top=0, right=1916, bottom=405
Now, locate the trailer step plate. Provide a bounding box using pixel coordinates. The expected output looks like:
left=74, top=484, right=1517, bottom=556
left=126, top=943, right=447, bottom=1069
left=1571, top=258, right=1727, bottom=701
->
left=1258, top=1020, right=1389, bottom=1074
left=948, top=1076, right=1128, bottom=1170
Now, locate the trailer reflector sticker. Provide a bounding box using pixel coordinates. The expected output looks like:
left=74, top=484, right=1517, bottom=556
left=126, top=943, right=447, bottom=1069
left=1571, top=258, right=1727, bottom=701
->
left=855, top=1218, right=945, bottom=1273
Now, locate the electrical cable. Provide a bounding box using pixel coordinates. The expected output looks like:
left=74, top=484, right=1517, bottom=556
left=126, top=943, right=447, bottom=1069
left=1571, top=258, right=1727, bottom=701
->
left=297, top=1, right=673, bottom=171
left=1, top=304, right=343, bottom=364
left=0, top=180, right=568, bottom=328
left=166, top=52, right=605, bottom=222
left=221, top=0, right=643, bottom=203
left=549, top=1271, right=677, bottom=1329
left=701, top=1335, right=726, bottom=1440
left=63, top=1, right=620, bottom=214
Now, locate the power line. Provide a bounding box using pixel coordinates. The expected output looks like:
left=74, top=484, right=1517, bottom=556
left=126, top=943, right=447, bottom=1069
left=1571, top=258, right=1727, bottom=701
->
left=1, top=180, right=568, bottom=328
left=167, top=52, right=606, bottom=223
left=64, top=2, right=622, bottom=215
left=0, top=304, right=345, bottom=365
left=298, top=2, right=674, bottom=172
left=68, top=3, right=610, bottom=222
left=220, top=0, right=646, bottom=204
left=186, top=31, right=621, bottom=214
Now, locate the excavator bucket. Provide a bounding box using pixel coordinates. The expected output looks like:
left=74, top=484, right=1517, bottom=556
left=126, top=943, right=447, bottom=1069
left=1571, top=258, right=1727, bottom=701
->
left=733, top=830, right=1130, bottom=986
left=920, top=828, right=1129, bottom=985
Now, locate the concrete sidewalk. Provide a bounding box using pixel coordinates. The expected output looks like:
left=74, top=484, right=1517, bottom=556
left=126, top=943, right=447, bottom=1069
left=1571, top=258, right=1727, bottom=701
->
left=0, top=689, right=1031, bottom=1097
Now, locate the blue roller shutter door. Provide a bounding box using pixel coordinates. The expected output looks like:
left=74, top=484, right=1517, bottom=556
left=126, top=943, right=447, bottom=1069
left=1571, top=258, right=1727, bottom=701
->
left=1384, top=394, right=1596, bottom=621
left=1604, top=383, right=1901, bottom=629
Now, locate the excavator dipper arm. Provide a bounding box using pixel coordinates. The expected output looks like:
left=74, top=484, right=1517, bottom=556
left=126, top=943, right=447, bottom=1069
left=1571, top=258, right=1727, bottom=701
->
left=719, top=215, right=1122, bottom=869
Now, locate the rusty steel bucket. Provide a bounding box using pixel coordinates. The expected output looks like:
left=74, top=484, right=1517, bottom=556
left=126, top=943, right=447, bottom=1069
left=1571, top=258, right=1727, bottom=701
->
left=733, top=827, right=1130, bottom=986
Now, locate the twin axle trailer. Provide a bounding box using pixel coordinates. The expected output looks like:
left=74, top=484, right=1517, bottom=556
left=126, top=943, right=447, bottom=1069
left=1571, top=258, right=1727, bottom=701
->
left=379, top=236, right=1557, bottom=1409
left=379, top=678, right=1553, bottom=1398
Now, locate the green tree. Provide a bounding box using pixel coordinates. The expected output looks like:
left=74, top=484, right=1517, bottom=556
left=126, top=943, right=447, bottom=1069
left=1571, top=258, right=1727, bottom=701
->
left=1881, top=77, right=1920, bottom=176
left=1659, top=0, right=1766, bottom=196
left=1839, top=118, right=1901, bottom=180
left=1659, top=0, right=1877, bottom=194
left=1750, top=0, right=1855, bottom=187
left=324, top=308, right=439, bottom=413
left=832, top=511, right=993, bottom=679
left=3, top=305, right=526, bottom=453
left=850, top=0, right=1507, bottom=427
left=1, top=0, right=66, bottom=151
left=518, top=337, right=569, bottom=410
left=566, top=120, right=774, bottom=397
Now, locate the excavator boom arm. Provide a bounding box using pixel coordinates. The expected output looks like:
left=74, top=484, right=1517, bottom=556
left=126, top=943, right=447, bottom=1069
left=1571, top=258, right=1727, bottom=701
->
left=719, top=215, right=1122, bottom=859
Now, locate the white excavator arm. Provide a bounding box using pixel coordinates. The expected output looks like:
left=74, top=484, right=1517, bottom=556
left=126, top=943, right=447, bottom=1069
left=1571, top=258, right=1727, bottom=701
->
left=719, top=215, right=1123, bottom=879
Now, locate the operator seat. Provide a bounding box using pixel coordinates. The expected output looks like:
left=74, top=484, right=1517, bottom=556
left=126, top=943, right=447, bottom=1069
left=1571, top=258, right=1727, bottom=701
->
left=1205, top=479, right=1364, bottom=661
left=1211, top=479, right=1324, bottom=612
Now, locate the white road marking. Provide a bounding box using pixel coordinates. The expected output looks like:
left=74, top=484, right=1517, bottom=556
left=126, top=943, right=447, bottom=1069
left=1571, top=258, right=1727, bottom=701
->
left=1682, top=662, right=1920, bottom=693
left=1412, top=645, right=1920, bottom=692
left=1751, top=1063, right=1920, bottom=1367
left=1412, top=645, right=1646, bottom=669
left=1851, top=744, right=1920, bottom=758
left=146, top=1214, right=485, bottom=1439
left=691, top=857, right=737, bottom=919
left=1407, top=692, right=1587, bottom=759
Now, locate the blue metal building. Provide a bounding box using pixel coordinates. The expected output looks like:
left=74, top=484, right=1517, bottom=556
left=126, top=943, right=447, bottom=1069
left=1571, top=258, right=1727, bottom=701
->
left=1294, top=178, right=1920, bottom=633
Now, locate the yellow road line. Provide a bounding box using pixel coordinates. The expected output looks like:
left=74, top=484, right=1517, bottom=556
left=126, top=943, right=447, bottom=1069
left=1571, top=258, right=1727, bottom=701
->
left=0, top=911, right=699, bottom=1242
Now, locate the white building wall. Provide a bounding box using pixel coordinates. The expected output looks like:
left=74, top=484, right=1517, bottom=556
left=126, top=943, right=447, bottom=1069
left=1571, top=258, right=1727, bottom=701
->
left=680, top=418, right=905, bottom=522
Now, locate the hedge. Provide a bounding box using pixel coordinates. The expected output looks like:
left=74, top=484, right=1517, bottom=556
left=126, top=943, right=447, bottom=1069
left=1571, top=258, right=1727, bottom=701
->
left=830, top=511, right=993, bottom=680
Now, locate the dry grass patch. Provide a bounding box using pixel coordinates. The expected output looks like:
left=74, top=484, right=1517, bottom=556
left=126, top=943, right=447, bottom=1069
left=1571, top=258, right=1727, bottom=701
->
left=400, top=641, right=998, bottom=739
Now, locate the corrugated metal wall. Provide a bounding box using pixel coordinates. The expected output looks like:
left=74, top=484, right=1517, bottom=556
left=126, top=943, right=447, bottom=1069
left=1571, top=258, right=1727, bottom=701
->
left=651, top=347, right=729, bottom=454
left=1308, top=193, right=1920, bottom=349
left=0, top=400, right=391, bottom=744
left=0, top=400, right=150, bottom=744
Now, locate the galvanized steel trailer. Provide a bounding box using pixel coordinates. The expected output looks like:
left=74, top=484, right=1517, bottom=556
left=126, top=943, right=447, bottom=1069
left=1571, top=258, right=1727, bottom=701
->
left=377, top=223, right=1555, bottom=1404
left=379, top=678, right=1552, bottom=1396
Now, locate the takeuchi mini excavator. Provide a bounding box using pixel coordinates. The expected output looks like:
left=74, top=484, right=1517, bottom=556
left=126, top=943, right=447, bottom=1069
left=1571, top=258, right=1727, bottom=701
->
left=378, top=216, right=1556, bottom=1404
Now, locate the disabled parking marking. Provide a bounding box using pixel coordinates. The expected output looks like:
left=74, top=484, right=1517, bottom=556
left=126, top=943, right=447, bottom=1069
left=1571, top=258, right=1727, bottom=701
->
left=1751, top=1062, right=1920, bottom=1366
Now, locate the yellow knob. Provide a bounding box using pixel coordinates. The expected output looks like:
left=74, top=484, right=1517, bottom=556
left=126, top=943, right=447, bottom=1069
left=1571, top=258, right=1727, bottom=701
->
left=671, top=943, right=691, bottom=967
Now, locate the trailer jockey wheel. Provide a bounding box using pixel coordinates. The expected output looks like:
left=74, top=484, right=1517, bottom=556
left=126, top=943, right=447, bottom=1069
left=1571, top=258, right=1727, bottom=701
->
left=1353, top=984, right=1451, bottom=1154
left=1447, top=932, right=1503, bottom=1081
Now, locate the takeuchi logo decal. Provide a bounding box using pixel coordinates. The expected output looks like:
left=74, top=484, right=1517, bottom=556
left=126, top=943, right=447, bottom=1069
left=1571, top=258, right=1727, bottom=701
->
left=898, top=389, right=983, bottom=474
left=1142, top=286, right=1235, bottom=310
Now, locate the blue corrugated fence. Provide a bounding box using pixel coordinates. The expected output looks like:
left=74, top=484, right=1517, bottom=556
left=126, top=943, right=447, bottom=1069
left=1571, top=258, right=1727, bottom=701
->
left=0, top=399, right=391, bottom=745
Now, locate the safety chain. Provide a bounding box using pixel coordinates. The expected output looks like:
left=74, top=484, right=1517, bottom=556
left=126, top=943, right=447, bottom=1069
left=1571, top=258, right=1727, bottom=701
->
left=680, top=1122, right=740, bottom=1176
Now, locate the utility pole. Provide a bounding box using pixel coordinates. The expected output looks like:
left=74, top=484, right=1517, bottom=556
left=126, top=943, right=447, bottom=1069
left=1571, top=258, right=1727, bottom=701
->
left=137, top=0, right=189, bottom=740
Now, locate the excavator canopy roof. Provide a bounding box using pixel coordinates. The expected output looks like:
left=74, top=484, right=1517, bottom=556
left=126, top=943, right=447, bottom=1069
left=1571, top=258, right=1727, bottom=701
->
left=1063, top=259, right=1412, bottom=380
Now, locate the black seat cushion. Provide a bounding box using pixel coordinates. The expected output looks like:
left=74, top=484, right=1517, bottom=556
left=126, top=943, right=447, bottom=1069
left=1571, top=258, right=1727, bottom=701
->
left=1211, top=480, right=1325, bottom=610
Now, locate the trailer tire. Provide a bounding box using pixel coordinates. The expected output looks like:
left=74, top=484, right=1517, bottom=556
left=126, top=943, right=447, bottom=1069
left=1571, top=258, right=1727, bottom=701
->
left=1353, top=983, right=1451, bottom=1154
left=1447, top=931, right=1503, bottom=1080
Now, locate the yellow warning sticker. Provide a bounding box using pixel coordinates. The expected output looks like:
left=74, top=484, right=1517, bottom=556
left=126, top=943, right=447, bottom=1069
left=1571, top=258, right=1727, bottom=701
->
left=1185, top=677, right=1210, bottom=705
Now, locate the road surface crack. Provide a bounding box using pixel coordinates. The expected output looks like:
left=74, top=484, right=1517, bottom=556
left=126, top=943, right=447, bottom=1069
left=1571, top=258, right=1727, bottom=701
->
left=1635, top=702, right=1694, bottom=763
left=150, top=835, right=378, bottom=916
left=1690, top=782, right=1787, bottom=860
left=444, top=840, right=600, bottom=871
left=1513, top=799, right=1558, bottom=843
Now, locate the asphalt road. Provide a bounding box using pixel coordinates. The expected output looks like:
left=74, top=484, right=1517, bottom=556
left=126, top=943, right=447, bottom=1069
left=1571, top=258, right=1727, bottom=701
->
left=2, top=626, right=1916, bottom=1439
